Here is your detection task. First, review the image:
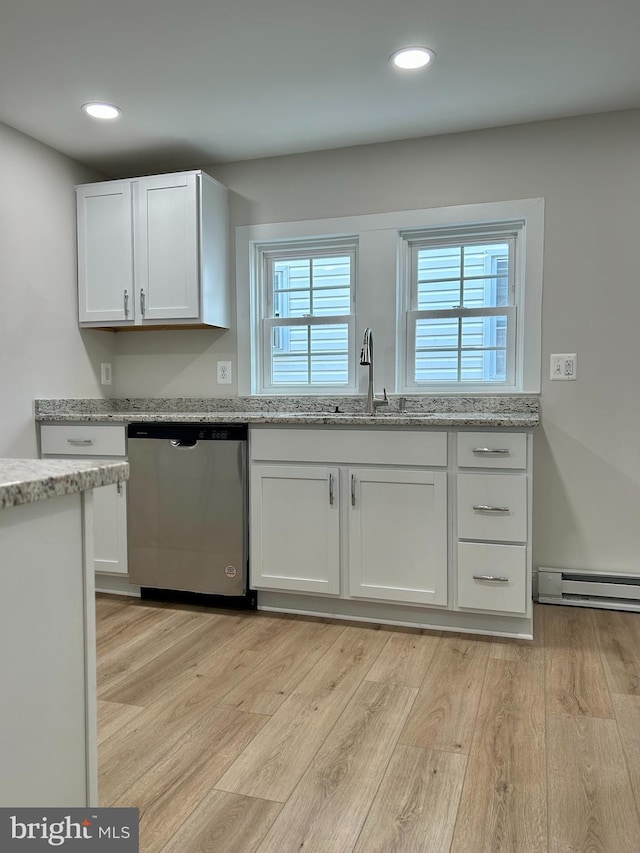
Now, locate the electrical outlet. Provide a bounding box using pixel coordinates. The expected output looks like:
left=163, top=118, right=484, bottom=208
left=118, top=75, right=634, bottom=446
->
left=550, top=353, right=577, bottom=381
left=217, top=361, right=232, bottom=384
left=100, top=362, right=112, bottom=386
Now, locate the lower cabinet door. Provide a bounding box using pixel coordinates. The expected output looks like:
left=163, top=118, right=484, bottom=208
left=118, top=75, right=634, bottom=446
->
left=348, top=468, right=448, bottom=606
left=250, top=464, right=341, bottom=594
left=93, top=481, right=128, bottom=575
left=457, top=541, right=527, bottom=613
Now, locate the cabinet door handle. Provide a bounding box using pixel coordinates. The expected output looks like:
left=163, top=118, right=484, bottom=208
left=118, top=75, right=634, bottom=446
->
left=140, top=289, right=146, bottom=316
left=351, top=474, right=356, bottom=507
left=117, top=480, right=123, bottom=495
left=67, top=438, right=94, bottom=446
left=473, top=505, right=510, bottom=513
left=472, top=447, right=510, bottom=454
left=473, top=574, right=509, bottom=583
left=329, top=473, right=334, bottom=505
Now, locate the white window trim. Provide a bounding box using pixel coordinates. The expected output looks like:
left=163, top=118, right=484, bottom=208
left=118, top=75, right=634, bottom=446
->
left=236, top=198, right=544, bottom=395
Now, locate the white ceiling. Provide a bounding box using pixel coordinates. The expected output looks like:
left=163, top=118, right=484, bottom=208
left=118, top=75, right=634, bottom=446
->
left=2, top=0, right=639, bottom=177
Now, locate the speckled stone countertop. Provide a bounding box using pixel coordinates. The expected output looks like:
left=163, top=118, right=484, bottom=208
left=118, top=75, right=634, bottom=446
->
left=35, top=395, right=540, bottom=428
left=0, top=459, right=129, bottom=510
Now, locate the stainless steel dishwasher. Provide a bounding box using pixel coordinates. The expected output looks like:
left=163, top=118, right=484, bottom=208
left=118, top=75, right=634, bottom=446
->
left=127, top=422, right=254, bottom=608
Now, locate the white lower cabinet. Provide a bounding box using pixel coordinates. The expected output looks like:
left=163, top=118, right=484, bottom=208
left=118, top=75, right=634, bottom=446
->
left=454, top=430, right=531, bottom=617
left=39, top=424, right=128, bottom=576
left=457, top=542, right=527, bottom=614
left=349, top=468, right=448, bottom=605
left=249, top=428, right=449, bottom=607
left=250, top=464, right=340, bottom=594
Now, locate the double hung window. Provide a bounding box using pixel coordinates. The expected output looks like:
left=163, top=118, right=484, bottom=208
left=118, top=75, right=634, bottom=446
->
left=403, top=223, right=522, bottom=389
left=258, top=240, right=357, bottom=391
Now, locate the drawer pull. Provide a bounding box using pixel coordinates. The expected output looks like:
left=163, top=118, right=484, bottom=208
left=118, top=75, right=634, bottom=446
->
left=473, top=504, right=510, bottom=513
left=472, top=447, right=510, bottom=455
left=67, top=438, right=94, bottom=446
left=473, top=574, right=510, bottom=583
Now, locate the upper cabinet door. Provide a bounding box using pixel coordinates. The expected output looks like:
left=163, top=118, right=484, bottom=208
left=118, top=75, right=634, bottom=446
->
left=134, top=173, right=200, bottom=321
left=77, top=182, right=134, bottom=323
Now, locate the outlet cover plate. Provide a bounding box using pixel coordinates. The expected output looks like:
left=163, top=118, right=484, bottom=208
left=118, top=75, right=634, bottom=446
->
left=217, top=361, right=232, bottom=384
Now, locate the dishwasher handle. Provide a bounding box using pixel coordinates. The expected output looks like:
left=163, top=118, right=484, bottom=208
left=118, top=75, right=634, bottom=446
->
left=169, top=439, right=198, bottom=448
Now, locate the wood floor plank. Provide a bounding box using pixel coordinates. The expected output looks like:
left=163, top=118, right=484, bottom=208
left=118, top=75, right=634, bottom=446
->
left=95, top=598, right=169, bottom=653
left=450, top=659, right=546, bottom=853
left=548, top=714, right=640, bottom=852
left=365, top=627, right=441, bottom=688
left=545, top=605, right=614, bottom=717
left=100, top=611, right=251, bottom=706
left=353, top=744, right=466, bottom=853
left=97, top=608, right=219, bottom=693
left=99, top=665, right=260, bottom=806
left=214, top=624, right=388, bottom=802
left=594, top=609, right=640, bottom=695
left=113, top=708, right=268, bottom=853
left=257, top=680, right=417, bottom=853
left=220, top=617, right=344, bottom=715
left=160, top=790, right=282, bottom=853
left=612, top=693, right=640, bottom=818
left=97, top=699, right=145, bottom=745
left=398, top=633, right=491, bottom=753
left=490, top=602, right=544, bottom=664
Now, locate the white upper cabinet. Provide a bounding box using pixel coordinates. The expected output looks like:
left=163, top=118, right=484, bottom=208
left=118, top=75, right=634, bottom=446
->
left=76, top=170, right=230, bottom=329
left=77, top=181, right=133, bottom=323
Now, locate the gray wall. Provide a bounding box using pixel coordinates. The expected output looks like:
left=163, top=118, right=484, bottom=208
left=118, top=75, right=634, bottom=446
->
left=114, top=108, right=640, bottom=575
left=0, top=121, right=113, bottom=456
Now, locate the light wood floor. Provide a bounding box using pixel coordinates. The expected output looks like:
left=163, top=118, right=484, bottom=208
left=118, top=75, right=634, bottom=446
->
left=96, top=595, right=640, bottom=852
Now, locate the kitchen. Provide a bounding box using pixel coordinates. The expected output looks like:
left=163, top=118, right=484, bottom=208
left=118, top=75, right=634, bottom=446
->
left=2, top=0, right=640, bottom=849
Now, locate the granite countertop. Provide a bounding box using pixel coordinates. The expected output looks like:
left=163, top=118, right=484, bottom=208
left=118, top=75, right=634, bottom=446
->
left=0, top=458, right=129, bottom=510
left=35, top=396, right=540, bottom=429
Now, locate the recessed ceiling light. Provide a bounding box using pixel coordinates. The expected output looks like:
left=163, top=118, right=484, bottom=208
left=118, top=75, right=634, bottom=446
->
left=82, top=103, right=121, bottom=120
left=391, top=47, right=434, bottom=70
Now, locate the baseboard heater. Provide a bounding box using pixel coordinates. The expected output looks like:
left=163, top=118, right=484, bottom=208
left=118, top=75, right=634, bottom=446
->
left=538, top=567, right=640, bottom=612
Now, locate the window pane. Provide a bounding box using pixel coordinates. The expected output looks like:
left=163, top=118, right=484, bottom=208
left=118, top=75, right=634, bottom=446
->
left=272, top=355, right=309, bottom=385
left=312, top=257, right=351, bottom=289
left=417, top=280, right=461, bottom=310
left=270, top=323, right=349, bottom=386
left=413, top=315, right=508, bottom=383
left=463, top=242, right=509, bottom=277
left=416, top=317, right=459, bottom=350
left=462, top=277, right=510, bottom=309
left=461, top=316, right=507, bottom=382
left=311, top=287, right=351, bottom=317
left=310, top=325, right=349, bottom=384
left=274, top=259, right=310, bottom=291
left=417, top=246, right=461, bottom=282
left=415, top=352, right=458, bottom=383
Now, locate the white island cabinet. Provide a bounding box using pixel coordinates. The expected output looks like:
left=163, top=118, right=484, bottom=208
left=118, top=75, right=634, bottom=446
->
left=0, top=457, right=128, bottom=807
left=76, top=170, right=230, bottom=329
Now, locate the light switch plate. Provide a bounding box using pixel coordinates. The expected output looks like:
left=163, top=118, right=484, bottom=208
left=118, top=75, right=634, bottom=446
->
left=550, top=353, right=577, bottom=380
left=100, top=362, right=112, bottom=385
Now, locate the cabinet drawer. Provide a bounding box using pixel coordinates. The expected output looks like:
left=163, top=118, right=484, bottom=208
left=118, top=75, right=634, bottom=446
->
left=457, top=473, right=527, bottom=542
left=457, top=542, right=527, bottom=614
left=457, top=432, right=527, bottom=469
left=250, top=427, right=447, bottom=467
left=40, top=424, right=126, bottom=457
